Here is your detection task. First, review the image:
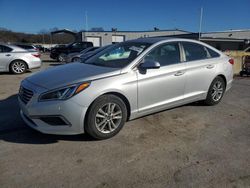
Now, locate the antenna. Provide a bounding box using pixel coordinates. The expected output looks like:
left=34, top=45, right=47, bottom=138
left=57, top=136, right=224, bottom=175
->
left=199, top=7, right=203, bottom=40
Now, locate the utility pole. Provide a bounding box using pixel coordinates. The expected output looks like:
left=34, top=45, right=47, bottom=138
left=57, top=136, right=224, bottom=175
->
left=85, top=11, right=88, bottom=31
left=199, top=7, right=203, bottom=40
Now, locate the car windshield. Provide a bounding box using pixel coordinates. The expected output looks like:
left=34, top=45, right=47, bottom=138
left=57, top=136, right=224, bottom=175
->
left=85, top=42, right=151, bottom=68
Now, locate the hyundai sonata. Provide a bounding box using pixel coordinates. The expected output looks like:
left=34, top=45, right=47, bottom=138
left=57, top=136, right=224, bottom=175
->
left=19, top=38, right=233, bottom=139
left=0, top=43, right=41, bottom=74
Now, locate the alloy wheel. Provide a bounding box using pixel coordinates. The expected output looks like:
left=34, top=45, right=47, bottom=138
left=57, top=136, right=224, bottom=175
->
left=95, top=103, right=122, bottom=134
left=211, top=81, right=223, bottom=102
left=12, top=61, right=26, bottom=73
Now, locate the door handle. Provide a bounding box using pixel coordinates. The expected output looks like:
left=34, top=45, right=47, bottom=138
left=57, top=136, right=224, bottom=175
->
left=174, top=71, right=185, bottom=76
left=5, top=54, right=11, bottom=57
left=206, top=65, right=214, bottom=69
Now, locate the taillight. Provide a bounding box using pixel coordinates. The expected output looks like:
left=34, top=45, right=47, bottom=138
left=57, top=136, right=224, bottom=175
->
left=229, top=58, right=234, bottom=65
left=32, top=53, right=40, bottom=58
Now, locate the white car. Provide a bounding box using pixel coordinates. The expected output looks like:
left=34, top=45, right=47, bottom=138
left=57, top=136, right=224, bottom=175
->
left=19, top=38, right=233, bottom=139
left=0, top=43, right=42, bottom=74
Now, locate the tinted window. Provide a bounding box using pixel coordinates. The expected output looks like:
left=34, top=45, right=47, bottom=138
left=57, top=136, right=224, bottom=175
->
left=144, top=43, right=180, bottom=66
left=206, top=47, right=220, bottom=58
left=17, top=44, right=33, bottom=50
left=72, top=43, right=82, bottom=48
left=182, top=42, right=209, bottom=61
left=0, top=45, right=12, bottom=53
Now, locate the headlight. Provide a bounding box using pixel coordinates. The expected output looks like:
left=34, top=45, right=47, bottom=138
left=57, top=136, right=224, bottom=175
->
left=39, top=82, right=90, bottom=101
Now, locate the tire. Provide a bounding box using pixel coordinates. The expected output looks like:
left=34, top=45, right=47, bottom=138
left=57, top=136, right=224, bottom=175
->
left=85, top=95, right=127, bottom=140
left=204, top=76, right=226, bottom=106
left=58, top=53, right=66, bottom=62
left=10, top=60, right=27, bottom=74
left=72, top=57, right=80, bottom=62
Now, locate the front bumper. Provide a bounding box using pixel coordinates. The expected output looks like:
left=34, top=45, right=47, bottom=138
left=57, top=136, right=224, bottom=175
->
left=18, top=81, right=88, bottom=135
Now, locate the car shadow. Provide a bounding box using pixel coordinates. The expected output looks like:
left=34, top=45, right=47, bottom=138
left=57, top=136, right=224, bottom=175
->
left=0, top=95, right=96, bottom=145
left=0, top=70, right=32, bottom=75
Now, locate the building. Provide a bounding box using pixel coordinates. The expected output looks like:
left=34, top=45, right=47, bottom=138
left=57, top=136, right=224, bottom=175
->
left=51, top=28, right=250, bottom=51
left=201, top=30, right=250, bottom=51
left=80, top=29, right=191, bottom=47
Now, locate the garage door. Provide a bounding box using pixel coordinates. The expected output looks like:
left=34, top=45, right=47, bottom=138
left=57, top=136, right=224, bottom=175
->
left=86, top=37, right=101, bottom=47
left=112, top=35, right=125, bottom=43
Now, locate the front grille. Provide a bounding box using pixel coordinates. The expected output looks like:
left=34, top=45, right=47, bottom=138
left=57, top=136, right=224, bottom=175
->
left=19, top=86, right=34, bottom=104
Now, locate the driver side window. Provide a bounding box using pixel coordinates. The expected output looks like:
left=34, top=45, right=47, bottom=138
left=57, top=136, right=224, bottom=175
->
left=144, top=43, right=181, bottom=66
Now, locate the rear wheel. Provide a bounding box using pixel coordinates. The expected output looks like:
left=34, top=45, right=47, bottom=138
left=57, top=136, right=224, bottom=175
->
left=10, top=60, right=27, bottom=74
left=85, top=95, right=127, bottom=140
left=204, top=76, right=226, bottom=106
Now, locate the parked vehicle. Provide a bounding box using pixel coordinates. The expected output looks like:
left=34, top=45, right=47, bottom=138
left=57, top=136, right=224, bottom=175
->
left=14, top=44, right=38, bottom=52
left=65, top=47, right=99, bottom=63
left=34, top=45, right=50, bottom=53
left=50, top=42, right=93, bottom=62
left=19, top=38, right=233, bottom=139
left=79, top=45, right=112, bottom=63
left=0, top=43, right=42, bottom=74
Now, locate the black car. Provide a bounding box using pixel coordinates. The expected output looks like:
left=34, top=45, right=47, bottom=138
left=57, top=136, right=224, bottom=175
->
left=50, top=42, right=93, bottom=61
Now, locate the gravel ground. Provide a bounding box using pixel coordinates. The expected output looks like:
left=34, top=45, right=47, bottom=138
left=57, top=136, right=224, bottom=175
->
left=0, top=54, right=250, bottom=188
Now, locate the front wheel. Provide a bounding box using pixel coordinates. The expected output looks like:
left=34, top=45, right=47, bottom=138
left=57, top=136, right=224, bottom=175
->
left=204, top=76, right=226, bottom=106
left=58, top=53, right=66, bottom=62
left=85, top=95, right=127, bottom=140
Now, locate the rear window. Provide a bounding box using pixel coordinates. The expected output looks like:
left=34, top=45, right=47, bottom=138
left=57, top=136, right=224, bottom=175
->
left=17, top=45, right=34, bottom=50
left=182, top=42, right=209, bottom=61
left=0, top=45, right=12, bottom=53
left=206, top=47, right=220, bottom=58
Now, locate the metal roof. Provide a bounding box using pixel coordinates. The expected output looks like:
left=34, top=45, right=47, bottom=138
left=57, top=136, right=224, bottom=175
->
left=202, top=29, right=250, bottom=40
left=81, top=29, right=191, bottom=33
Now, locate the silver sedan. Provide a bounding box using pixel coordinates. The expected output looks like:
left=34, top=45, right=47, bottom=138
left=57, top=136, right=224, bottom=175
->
left=19, top=38, right=233, bottom=139
left=0, top=43, right=42, bottom=74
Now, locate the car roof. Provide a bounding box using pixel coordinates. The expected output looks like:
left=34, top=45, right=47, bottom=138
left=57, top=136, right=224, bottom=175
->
left=126, top=37, right=174, bottom=44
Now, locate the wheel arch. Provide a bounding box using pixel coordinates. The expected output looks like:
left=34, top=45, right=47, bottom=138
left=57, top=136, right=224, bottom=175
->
left=216, top=74, right=227, bottom=88
left=9, top=59, right=29, bottom=71
left=84, top=91, right=131, bottom=131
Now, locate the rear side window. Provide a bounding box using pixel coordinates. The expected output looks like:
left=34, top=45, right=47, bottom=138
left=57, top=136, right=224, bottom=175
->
left=206, top=47, right=220, bottom=58
left=182, top=42, right=209, bottom=61
left=144, top=43, right=181, bottom=66
left=0, top=45, right=12, bottom=53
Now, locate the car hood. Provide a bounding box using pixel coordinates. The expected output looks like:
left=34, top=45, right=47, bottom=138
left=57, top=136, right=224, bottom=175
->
left=26, top=63, right=121, bottom=90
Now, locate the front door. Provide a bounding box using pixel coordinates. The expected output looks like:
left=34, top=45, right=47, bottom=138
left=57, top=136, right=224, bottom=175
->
left=137, top=42, right=186, bottom=115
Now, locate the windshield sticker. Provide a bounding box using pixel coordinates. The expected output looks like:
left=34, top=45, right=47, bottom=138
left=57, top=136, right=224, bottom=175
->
left=129, top=46, right=144, bottom=55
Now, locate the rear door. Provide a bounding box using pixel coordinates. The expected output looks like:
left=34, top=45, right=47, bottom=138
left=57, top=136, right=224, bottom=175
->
left=181, top=42, right=219, bottom=101
left=0, top=45, right=13, bottom=71
left=137, top=42, right=186, bottom=114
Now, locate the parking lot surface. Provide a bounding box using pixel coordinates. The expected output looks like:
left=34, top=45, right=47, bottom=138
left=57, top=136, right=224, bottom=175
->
left=0, top=55, right=250, bottom=188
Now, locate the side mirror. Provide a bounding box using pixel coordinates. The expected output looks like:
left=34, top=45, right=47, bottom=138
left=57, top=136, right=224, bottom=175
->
left=140, top=60, right=160, bottom=69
